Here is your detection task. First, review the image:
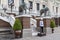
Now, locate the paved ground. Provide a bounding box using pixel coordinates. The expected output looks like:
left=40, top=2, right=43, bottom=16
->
left=13, top=27, right=60, bottom=40
left=0, top=27, right=60, bottom=40
left=14, top=33, right=60, bottom=40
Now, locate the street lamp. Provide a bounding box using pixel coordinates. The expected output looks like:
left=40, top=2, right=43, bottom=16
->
left=10, top=4, right=14, bottom=13
left=3, top=7, right=7, bottom=13
left=8, top=0, right=14, bottom=13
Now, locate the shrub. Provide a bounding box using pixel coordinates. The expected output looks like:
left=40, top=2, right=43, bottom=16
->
left=50, top=20, right=56, bottom=28
left=13, top=18, right=22, bottom=30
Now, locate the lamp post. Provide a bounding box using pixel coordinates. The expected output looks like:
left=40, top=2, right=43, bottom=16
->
left=3, top=7, right=7, bottom=13
left=8, top=0, right=14, bottom=13
left=10, top=4, right=14, bottom=13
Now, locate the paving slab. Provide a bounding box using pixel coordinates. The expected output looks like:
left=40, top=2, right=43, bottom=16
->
left=13, top=27, right=60, bottom=40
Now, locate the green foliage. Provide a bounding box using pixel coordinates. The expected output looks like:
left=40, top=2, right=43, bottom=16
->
left=50, top=20, right=56, bottom=28
left=13, top=19, right=22, bottom=30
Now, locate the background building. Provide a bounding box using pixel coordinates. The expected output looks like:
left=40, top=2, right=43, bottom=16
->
left=0, top=0, right=60, bottom=28
left=0, top=0, right=19, bottom=15
left=19, top=0, right=47, bottom=16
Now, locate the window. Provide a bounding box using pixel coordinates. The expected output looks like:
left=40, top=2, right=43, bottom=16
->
left=56, top=7, right=58, bottom=13
left=36, top=3, right=39, bottom=10
left=43, top=0, right=48, bottom=2
left=53, top=6, right=54, bottom=11
left=43, top=5, right=45, bottom=8
left=8, top=0, right=14, bottom=6
left=22, top=0, right=24, bottom=3
left=29, top=1, right=33, bottom=9
left=0, top=0, right=1, bottom=4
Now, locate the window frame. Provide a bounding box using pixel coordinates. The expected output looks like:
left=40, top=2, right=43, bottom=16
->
left=36, top=3, right=40, bottom=10
left=29, top=1, right=33, bottom=9
left=56, top=7, right=58, bottom=13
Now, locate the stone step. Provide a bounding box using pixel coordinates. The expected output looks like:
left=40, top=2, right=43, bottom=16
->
left=0, top=27, right=15, bottom=39
left=0, top=33, right=15, bottom=39
left=23, top=29, right=32, bottom=38
left=0, top=29, right=14, bottom=35
left=0, top=28, right=15, bottom=39
left=0, top=27, right=13, bottom=32
left=0, top=29, right=13, bottom=34
left=0, top=31, right=14, bottom=34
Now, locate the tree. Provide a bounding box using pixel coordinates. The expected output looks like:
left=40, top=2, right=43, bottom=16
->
left=13, top=18, right=23, bottom=38
left=13, top=18, right=22, bottom=30
left=50, top=20, right=56, bottom=33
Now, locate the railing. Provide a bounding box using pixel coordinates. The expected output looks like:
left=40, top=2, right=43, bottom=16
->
left=0, top=13, right=15, bottom=27
left=20, top=10, right=40, bottom=16
left=9, top=15, right=15, bottom=27
left=0, top=4, right=15, bottom=27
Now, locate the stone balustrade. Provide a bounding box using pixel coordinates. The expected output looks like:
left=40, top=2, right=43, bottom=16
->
left=0, top=13, right=15, bottom=27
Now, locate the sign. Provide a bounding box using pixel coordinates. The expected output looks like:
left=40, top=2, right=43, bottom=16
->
left=40, top=21, right=44, bottom=27
left=8, top=0, right=14, bottom=6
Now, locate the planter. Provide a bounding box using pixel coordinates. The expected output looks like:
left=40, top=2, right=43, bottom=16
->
left=52, top=28, right=54, bottom=33
left=50, top=20, right=56, bottom=33
left=13, top=19, right=23, bottom=38
left=14, top=30, right=22, bottom=38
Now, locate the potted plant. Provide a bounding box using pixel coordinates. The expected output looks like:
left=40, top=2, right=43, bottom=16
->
left=50, top=20, right=56, bottom=33
left=13, top=18, right=22, bottom=38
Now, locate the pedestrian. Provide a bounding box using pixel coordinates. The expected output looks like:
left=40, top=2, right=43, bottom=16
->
left=40, top=20, right=44, bottom=33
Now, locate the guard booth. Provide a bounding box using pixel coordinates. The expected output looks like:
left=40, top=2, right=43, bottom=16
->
left=36, top=17, right=51, bottom=36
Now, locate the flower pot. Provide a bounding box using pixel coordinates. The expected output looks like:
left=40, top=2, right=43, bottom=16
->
left=52, top=28, right=54, bottom=33
left=14, top=30, right=22, bottom=38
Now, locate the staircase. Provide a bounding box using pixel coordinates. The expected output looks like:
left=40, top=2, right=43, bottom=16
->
left=0, top=13, right=15, bottom=39
left=0, top=27, right=15, bottom=39
left=0, top=13, right=15, bottom=27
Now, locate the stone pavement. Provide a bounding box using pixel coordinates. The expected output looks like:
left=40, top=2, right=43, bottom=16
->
left=13, top=27, right=60, bottom=40
left=23, top=29, right=32, bottom=37
left=0, top=27, right=60, bottom=40
left=0, top=28, right=14, bottom=40
left=14, top=33, right=60, bottom=40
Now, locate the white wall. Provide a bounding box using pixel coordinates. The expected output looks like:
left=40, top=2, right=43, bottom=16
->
left=0, top=0, right=19, bottom=15
left=24, top=0, right=41, bottom=16
left=47, top=0, right=60, bottom=17
left=1, top=0, right=60, bottom=17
